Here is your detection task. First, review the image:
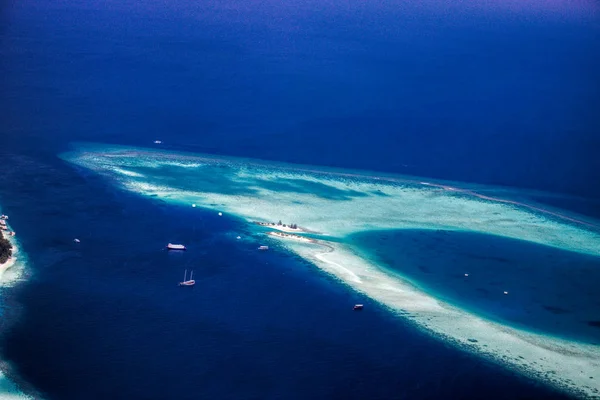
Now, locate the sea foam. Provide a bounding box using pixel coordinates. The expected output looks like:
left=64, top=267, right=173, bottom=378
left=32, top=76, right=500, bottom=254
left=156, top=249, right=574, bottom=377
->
left=0, top=218, right=26, bottom=287
left=0, top=209, right=32, bottom=399
left=0, top=375, right=30, bottom=400
left=62, top=144, right=600, bottom=398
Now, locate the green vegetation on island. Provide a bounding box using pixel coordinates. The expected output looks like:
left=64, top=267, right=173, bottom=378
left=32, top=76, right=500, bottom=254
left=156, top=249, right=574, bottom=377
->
left=277, top=221, right=298, bottom=229
left=256, top=220, right=300, bottom=230
left=0, top=231, right=12, bottom=264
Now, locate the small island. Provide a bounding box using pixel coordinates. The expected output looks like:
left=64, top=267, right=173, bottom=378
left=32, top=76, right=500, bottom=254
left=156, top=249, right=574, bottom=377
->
left=255, top=220, right=309, bottom=233
left=267, top=231, right=315, bottom=243
left=0, top=215, right=15, bottom=273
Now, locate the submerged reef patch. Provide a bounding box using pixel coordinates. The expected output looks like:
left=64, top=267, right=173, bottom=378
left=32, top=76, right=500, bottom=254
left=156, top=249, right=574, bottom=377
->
left=62, top=143, right=600, bottom=398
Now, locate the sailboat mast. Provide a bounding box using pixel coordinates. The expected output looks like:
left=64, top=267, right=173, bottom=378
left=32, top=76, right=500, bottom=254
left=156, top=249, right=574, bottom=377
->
left=190, top=270, right=193, bottom=281
left=184, top=269, right=187, bottom=281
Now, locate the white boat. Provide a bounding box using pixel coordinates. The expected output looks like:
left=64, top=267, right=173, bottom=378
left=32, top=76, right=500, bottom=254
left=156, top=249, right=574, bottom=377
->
left=258, top=245, right=269, bottom=250
left=74, top=238, right=81, bottom=243
left=154, top=140, right=162, bottom=144
left=179, top=269, right=195, bottom=286
left=353, top=304, right=364, bottom=311
left=0, top=215, right=8, bottom=220
left=167, top=243, right=186, bottom=250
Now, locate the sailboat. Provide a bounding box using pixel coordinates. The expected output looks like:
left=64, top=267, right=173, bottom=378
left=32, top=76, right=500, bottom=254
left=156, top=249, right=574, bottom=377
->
left=179, top=269, right=195, bottom=286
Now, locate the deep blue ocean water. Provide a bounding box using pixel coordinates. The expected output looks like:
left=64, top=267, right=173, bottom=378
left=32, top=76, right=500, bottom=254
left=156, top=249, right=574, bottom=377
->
left=1, top=0, right=599, bottom=398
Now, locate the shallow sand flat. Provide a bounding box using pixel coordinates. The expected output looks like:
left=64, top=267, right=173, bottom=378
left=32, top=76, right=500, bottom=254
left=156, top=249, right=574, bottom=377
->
left=118, top=176, right=600, bottom=257
left=287, top=241, right=600, bottom=398
left=63, top=145, right=600, bottom=397
left=66, top=147, right=600, bottom=257
left=267, top=231, right=314, bottom=242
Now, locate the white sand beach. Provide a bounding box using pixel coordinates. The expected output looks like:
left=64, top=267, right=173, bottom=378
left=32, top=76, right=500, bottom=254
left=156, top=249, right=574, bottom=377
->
left=0, top=223, right=20, bottom=285
left=0, top=256, right=16, bottom=283
left=255, top=221, right=311, bottom=234
left=267, top=231, right=314, bottom=243
left=289, top=239, right=600, bottom=398
left=0, top=215, right=31, bottom=399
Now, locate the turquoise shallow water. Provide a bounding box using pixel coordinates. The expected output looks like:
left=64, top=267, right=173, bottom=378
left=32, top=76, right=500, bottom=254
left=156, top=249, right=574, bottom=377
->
left=1, top=0, right=600, bottom=397
left=2, top=143, right=599, bottom=399
left=0, top=161, right=576, bottom=400
left=56, top=143, right=600, bottom=395
left=347, top=229, right=600, bottom=344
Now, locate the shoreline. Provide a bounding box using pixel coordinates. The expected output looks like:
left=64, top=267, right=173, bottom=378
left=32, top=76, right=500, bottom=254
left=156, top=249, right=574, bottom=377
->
left=285, top=240, right=600, bottom=399
left=267, top=231, right=315, bottom=243
left=0, top=212, right=32, bottom=399
left=254, top=221, right=319, bottom=234
left=0, top=219, right=18, bottom=282
left=65, top=143, right=600, bottom=232
left=0, top=255, right=17, bottom=281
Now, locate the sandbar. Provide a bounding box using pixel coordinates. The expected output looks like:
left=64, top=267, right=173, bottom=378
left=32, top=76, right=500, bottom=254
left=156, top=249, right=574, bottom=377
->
left=267, top=231, right=315, bottom=243
left=62, top=144, right=600, bottom=398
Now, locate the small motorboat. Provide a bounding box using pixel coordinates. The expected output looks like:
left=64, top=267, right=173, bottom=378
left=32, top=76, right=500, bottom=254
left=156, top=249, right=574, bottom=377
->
left=179, top=269, right=195, bottom=286
left=154, top=140, right=162, bottom=144
left=353, top=304, right=364, bottom=311
left=258, top=245, right=269, bottom=251
left=74, top=238, right=81, bottom=243
left=167, top=243, right=186, bottom=251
